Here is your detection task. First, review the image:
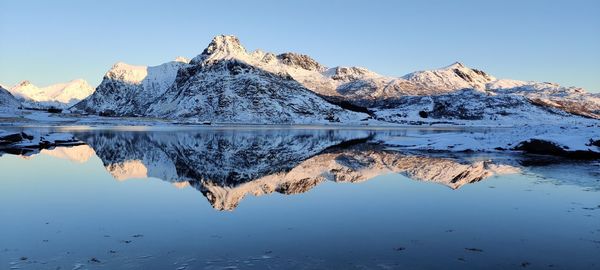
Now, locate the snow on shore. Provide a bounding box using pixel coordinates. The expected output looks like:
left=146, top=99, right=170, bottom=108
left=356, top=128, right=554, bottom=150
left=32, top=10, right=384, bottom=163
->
left=0, top=129, right=82, bottom=154
left=382, top=123, right=600, bottom=158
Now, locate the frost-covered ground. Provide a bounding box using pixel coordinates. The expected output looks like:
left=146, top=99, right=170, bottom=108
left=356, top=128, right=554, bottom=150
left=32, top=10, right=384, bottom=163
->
left=379, top=123, right=600, bottom=158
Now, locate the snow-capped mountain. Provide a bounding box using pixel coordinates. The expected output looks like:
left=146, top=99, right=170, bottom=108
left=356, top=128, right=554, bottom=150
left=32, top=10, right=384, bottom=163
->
left=73, top=58, right=190, bottom=116
left=402, top=62, right=496, bottom=92
left=487, top=80, right=600, bottom=119
left=146, top=60, right=365, bottom=123
left=385, top=63, right=600, bottom=120
left=295, top=60, right=599, bottom=120
left=75, top=36, right=367, bottom=123
left=9, top=79, right=94, bottom=109
left=371, top=89, right=579, bottom=125
left=70, top=35, right=599, bottom=123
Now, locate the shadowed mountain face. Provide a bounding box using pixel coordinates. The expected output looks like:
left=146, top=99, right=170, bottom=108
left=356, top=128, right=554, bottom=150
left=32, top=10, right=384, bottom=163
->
left=0, top=86, right=21, bottom=110
left=63, top=129, right=518, bottom=210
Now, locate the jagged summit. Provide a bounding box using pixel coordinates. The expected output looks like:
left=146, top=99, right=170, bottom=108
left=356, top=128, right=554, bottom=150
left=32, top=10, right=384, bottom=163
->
left=17, top=80, right=32, bottom=87
left=189, top=35, right=328, bottom=73
left=205, top=35, right=246, bottom=54
left=106, top=62, right=148, bottom=83
left=276, top=52, right=325, bottom=72
left=326, top=66, right=381, bottom=81
left=403, top=61, right=496, bottom=91
left=442, top=61, right=466, bottom=70
left=191, top=35, right=248, bottom=64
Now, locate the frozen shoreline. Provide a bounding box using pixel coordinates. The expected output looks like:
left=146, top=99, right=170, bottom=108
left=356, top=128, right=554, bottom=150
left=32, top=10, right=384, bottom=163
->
left=2, top=106, right=599, bottom=160
left=379, top=124, right=600, bottom=159
left=1, top=109, right=599, bottom=128
left=2, top=120, right=599, bottom=160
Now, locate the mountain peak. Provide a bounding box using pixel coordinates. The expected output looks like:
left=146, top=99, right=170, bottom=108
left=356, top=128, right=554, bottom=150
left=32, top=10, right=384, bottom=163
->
left=203, top=35, right=246, bottom=56
left=402, top=61, right=496, bottom=92
left=326, top=66, right=380, bottom=81
left=9, top=78, right=95, bottom=108
left=442, top=61, right=466, bottom=70
left=16, top=80, right=33, bottom=87
left=276, top=52, right=325, bottom=72
left=191, top=35, right=248, bottom=64
left=106, top=62, right=148, bottom=83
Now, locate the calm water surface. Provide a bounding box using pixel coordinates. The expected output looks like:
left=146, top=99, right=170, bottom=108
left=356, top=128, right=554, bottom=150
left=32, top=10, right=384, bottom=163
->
left=1, top=127, right=599, bottom=270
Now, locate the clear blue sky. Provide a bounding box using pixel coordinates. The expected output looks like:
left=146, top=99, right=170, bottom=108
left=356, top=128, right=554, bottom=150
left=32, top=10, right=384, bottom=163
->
left=1, top=0, right=599, bottom=92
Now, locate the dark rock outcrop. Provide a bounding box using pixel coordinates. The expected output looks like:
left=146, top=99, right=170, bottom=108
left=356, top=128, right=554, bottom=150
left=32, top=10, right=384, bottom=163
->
left=277, top=53, right=325, bottom=72
left=514, top=139, right=600, bottom=160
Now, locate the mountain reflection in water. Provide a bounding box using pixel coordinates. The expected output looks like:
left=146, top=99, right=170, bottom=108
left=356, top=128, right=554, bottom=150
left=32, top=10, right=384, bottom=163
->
left=5, top=129, right=527, bottom=211
left=3, top=128, right=600, bottom=270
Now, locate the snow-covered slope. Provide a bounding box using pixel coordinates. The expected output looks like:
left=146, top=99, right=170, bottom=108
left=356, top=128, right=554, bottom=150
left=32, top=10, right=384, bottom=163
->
left=383, top=123, right=600, bottom=159
left=73, top=58, right=190, bottom=116
left=317, top=62, right=600, bottom=121
left=147, top=60, right=366, bottom=123
left=0, top=85, right=21, bottom=109
left=402, top=62, right=496, bottom=92
left=361, top=63, right=599, bottom=120
left=371, top=89, right=580, bottom=125
left=487, top=80, right=600, bottom=119
left=0, top=85, right=22, bottom=117
left=9, top=79, right=94, bottom=109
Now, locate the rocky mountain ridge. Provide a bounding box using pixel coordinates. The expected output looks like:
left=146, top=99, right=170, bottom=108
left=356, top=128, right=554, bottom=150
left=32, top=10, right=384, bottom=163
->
left=70, top=35, right=600, bottom=123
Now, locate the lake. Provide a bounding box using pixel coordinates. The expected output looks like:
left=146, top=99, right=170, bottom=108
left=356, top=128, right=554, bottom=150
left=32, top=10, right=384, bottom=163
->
left=1, top=127, right=599, bottom=270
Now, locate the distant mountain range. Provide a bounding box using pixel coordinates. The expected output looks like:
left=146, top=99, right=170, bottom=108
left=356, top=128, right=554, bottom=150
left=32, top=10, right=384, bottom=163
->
left=7, top=79, right=94, bottom=109
left=3, top=35, right=599, bottom=124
